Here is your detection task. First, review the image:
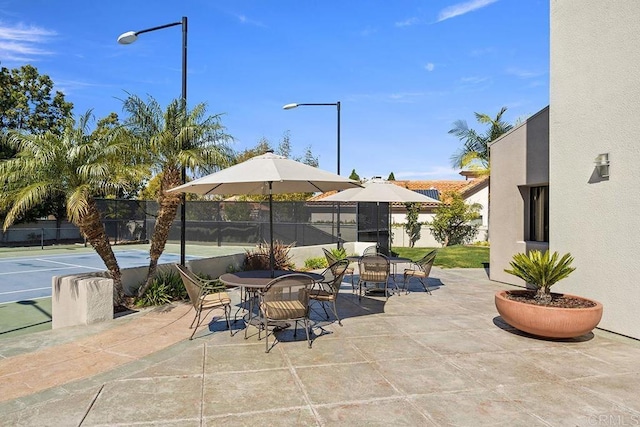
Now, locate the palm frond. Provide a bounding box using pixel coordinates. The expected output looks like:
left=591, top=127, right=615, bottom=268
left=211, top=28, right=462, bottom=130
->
left=504, top=250, right=575, bottom=292
left=66, top=186, right=92, bottom=223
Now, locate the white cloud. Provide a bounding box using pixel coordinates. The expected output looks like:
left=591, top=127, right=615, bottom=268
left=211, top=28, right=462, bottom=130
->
left=395, top=17, right=419, bottom=27
left=470, top=47, right=495, bottom=57
left=388, top=92, right=427, bottom=103
left=505, top=67, right=544, bottom=79
left=346, top=89, right=450, bottom=104
left=424, top=63, right=435, bottom=72
left=0, top=22, right=56, bottom=61
left=0, top=22, right=56, bottom=41
left=460, top=76, right=489, bottom=84
left=359, top=26, right=377, bottom=37
left=234, top=14, right=266, bottom=28
left=437, top=0, right=499, bottom=23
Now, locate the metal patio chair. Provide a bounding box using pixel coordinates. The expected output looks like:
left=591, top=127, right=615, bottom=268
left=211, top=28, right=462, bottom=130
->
left=258, top=273, right=315, bottom=353
left=403, top=249, right=437, bottom=294
left=323, top=248, right=355, bottom=291
left=357, top=254, right=391, bottom=300
left=176, top=264, right=232, bottom=340
left=362, top=245, right=378, bottom=256
left=310, top=259, right=349, bottom=326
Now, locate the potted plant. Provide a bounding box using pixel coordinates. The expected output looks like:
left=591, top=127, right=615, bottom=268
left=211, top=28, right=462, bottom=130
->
left=494, top=250, right=603, bottom=338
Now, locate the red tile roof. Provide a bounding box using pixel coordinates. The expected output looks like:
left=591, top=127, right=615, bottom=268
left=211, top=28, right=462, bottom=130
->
left=308, top=177, right=488, bottom=204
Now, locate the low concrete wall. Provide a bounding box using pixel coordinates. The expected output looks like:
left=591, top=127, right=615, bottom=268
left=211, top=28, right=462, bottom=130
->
left=187, top=253, right=247, bottom=277
left=51, top=242, right=371, bottom=329
left=391, top=225, right=488, bottom=248
left=287, top=242, right=374, bottom=267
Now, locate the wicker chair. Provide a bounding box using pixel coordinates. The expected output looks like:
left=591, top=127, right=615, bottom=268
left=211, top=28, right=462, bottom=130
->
left=403, top=250, right=437, bottom=294
left=357, top=254, right=391, bottom=300
left=322, top=248, right=355, bottom=292
left=310, top=259, right=349, bottom=326
left=176, top=264, right=232, bottom=340
left=259, top=273, right=315, bottom=353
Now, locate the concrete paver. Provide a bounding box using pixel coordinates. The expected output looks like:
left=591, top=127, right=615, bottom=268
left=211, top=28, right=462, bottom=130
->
left=1, top=267, right=640, bottom=426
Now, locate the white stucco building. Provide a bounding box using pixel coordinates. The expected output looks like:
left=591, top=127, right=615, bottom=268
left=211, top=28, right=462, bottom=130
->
left=490, top=1, right=640, bottom=340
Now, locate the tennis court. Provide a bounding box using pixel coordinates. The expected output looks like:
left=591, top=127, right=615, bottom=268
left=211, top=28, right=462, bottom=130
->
left=0, top=249, right=191, bottom=304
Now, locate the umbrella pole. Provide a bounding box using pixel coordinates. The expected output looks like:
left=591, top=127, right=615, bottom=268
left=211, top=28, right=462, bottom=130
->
left=269, top=182, right=275, bottom=278
left=376, top=202, right=380, bottom=253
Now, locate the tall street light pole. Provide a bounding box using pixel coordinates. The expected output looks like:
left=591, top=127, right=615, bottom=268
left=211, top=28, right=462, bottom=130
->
left=283, top=102, right=341, bottom=248
left=118, top=17, right=188, bottom=266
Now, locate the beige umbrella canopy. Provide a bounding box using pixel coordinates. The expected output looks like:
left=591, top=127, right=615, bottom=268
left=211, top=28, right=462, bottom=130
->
left=320, top=179, right=440, bottom=204
left=168, top=151, right=361, bottom=274
left=169, top=151, right=361, bottom=196
left=319, top=179, right=440, bottom=252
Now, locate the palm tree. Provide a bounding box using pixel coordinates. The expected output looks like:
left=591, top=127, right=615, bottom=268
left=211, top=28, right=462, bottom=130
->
left=449, top=106, right=513, bottom=172
left=121, top=94, right=234, bottom=298
left=0, top=111, right=139, bottom=306
left=449, top=107, right=513, bottom=242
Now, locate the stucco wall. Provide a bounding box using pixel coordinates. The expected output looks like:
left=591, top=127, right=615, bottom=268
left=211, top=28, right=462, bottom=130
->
left=550, top=1, right=640, bottom=339
left=489, top=107, right=549, bottom=285
left=391, top=225, right=487, bottom=248
left=466, top=185, right=489, bottom=228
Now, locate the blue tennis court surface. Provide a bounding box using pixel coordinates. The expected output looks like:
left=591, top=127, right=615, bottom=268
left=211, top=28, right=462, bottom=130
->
left=0, top=249, right=201, bottom=304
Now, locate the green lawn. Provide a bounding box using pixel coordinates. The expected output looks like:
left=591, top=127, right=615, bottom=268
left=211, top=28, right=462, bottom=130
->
left=393, top=245, right=489, bottom=268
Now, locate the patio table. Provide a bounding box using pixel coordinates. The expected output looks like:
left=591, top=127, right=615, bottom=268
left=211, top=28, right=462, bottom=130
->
left=219, top=270, right=324, bottom=333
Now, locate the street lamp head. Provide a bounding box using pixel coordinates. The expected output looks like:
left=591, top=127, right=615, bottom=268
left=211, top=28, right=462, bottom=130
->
left=282, top=103, right=299, bottom=110
left=117, top=31, right=138, bottom=45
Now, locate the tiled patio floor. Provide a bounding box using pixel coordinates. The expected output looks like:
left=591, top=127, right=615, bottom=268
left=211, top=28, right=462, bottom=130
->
left=1, top=267, right=639, bottom=426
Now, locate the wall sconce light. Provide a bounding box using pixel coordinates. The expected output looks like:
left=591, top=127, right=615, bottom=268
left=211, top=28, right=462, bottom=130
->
left=594, top=153, right=610, bottom=178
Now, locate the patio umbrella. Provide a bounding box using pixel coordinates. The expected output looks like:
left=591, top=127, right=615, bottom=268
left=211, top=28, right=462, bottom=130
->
left=167, top=151, right=361, bottom=275
left=318, top=179, right=440, bottom=252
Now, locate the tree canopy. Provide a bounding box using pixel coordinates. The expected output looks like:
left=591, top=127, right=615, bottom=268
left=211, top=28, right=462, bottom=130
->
left=0, top=111, right=138, bottom=305
left=0, top=65, right=73, bottom=138
left=0, top=65, right=75, bottom=222
left=429, top=191, right=482, bottom=246
left=120, top=93, right=234, bottom=297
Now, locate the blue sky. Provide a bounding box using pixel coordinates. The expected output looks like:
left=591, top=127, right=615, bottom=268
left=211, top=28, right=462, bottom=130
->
left=1, top=0, right=549, bottom=180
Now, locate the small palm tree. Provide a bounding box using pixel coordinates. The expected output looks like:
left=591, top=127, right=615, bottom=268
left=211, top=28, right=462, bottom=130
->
left=449, top=106, right=513, bottom=172
left=504, top=250, right=576, bottom=304
left=121, top=94, right=234, bottom=298
left=449, top=107, right=513, bottom=241
left=0, top=111, right=140, bottom=306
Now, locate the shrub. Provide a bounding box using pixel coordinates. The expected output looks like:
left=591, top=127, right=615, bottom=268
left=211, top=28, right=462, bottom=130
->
left=304, top=257, right=327, bottom=270
left=329, top=247, right=348, bottom=259
left=243, top=240, right=295, bottom=271
left=504, top=250, right=576, bottom=304
left=404, top=202, right=422, bottom=248
left=135, top=270, right=186, bottom=307
left=429, top=191, right=481, bottom=246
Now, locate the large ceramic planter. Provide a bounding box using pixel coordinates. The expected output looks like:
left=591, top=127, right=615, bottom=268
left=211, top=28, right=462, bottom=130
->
left=495, top=290, right=603, bottom=338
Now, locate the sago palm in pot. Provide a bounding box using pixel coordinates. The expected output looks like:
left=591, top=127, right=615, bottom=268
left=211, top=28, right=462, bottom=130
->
left=504, top=250, right=576, bottom=304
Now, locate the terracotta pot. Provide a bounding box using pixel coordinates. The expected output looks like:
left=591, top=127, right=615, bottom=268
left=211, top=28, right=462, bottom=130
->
left=495, top=290, right=603, bottom=338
